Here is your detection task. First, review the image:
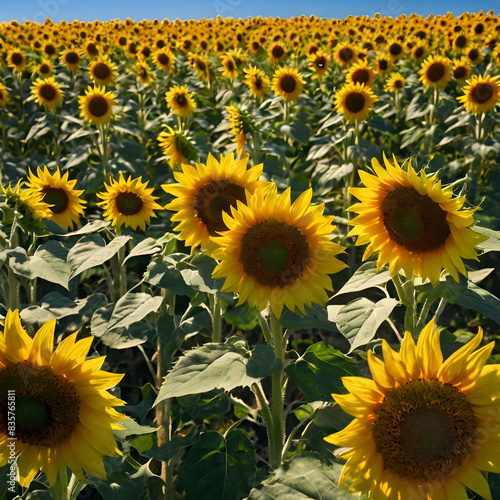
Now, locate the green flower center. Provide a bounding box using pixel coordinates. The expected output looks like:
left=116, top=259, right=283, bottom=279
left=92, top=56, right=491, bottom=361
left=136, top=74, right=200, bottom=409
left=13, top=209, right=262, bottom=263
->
left=345, top=92, right=366, bottom=113
left=116, top=191, right=144, bottom=216
left=471, top=83, right=494, bottom=104
left=43, top=187, right=69, bottom=214
left=239, top=219, right=310, bottom=287
left=426, top=62, right=445, bottom=82
left=0, top=364, right=80, bottom=446
left=195, top=181, right=246, bottom=235
left=382, top=187, right=450, bottom=252
left=280, top=75, right=297, bottom=94
left=372, top=380, right=477, bottom=480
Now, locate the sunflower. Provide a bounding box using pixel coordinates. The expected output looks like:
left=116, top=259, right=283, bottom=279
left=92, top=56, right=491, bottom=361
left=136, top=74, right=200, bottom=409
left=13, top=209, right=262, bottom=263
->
left=452, top=57, right=472, bottom=81
left=272, top=66, right=304, bottom=103
left=30, top=77, right=64, bottom=112
left=157, top=126, right=197, bottom=169
left=220, top=54, right=239, bottom=81
left=387, top=39, right=405, bottom=61
left=188, top=53, right=211, bottom=83
left=348, top=153, right=487, bottom=285
left=325, top=319, right=500, bottom=500
left=152, top=47, right=175, bottom=73
left=308, top=50, right=330, bottom=79
left=88, top=57, right=117, bottom=86
left=0, top=309, right=125, bottom=487
left=36, top=58, right=53, bottom=77
left=268, top=42, right=287, bottom=64
left=334, top=82, right=378, bottom=123
left=162, top=153, right=266, bottom=254
left=466, top=45, right=483, bottom=65
left=346, top=62, right=376, bottom=88
left=0, top=181, right=52, bottom=220
left=225, top=106, right=251, bottom=155
left=165, top=85, right=196, bottom=117
left=418, top=54, right=452, bottom=89
left=334, top=41, right=357, bottom=68
left=0, top=83, right=9, bottom=106
left=135, top=61, right=155, bottom=86
left=97, top=172, right=163, bottom=231
left=384, top=72, right=406, bottom=93
left=78, top=85, right=116, bottom=126
left=374, top=53, right=393, bottom=76
left=243, top=66, right=270, bottom=98
left=83, top=40, right=100, bottom=59
left=60, top=48, right=83, bottom=73
left=24, top=166, right=86, bottom=230
left=211, top=184, right=346, bottom=318
left=7, top=49, right=27, bottom=72
left=42, top=40, right=58, bottom=59
left=457, top=74, right=500, bottom=114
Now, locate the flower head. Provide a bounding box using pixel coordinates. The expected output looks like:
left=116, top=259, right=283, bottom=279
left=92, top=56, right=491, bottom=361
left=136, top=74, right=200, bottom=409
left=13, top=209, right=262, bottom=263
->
left=271, top=66, right=304, bottom=103
left=457, top=74, right=500, bottom=114
left=78, top=85, right=116, bottom=126
left=31, top=77, right=64, bottom=112
left=334, top=82, right=378, bottom=123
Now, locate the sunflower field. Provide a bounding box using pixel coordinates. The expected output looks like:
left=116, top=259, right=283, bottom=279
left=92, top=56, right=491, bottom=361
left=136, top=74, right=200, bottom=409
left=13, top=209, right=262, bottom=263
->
left=1, top=10, right=500, bottom=500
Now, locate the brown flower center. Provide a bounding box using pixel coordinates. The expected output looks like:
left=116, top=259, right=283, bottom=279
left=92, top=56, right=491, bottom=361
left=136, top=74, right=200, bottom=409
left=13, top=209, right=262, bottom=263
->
left=272, top=45, right=284, bottom=58
left=468, top=48, right=479, bottom=61
left=471, top=83, right=494, bottom=104
left=453, top=66, right=467, bottom=79
left=345, top=92, right=366, bottom=113
left=44, top=44, right=56, bottom=56
left=379, top=59, right=388, bottom=70
left=116, top=191, right=144, bottom=215
left=157, top=53, right=170, bottom=66
left=88, top=95, right=109, bottom=117
left=389, top=42, right=402, bottom=56
left=0, top=364, right=80, bottom=446
left=382, top=186, right=450, bottom=252
left=93, top=62, right=111, bottom=80
left=39, top=84, right=57, bottom=102
left=65, top=51, right=80, bottom=65
left=280, top=75, right=297, bottom=94
left=372, top=380, right=477, bottom=480
left=339, top=47, right=354, bottom=62
left=455, top=35, right=467, bottom=48
left=352, top=69, right=370, bottom=85
left=175, top=93, right=187, bottom=106
left=239, top=219, right=309, bottom=287
left=426, top=62, right=445, bottom=82
left=195, top=181, right=246, bottom=235
left=43, top=187, right=69, bottom=214
left=10, top=52, right=24, bottom=66
left=39, top=63, right=51, bottom=75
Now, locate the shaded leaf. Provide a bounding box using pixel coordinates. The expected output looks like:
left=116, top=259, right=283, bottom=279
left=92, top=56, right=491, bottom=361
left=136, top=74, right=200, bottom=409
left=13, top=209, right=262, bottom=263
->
left=334, top=262, right=391, bottom=296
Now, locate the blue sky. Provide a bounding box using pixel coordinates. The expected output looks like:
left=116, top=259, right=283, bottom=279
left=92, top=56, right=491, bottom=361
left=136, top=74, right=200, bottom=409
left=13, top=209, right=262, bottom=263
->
left=0, top=0, right=496, bottom=24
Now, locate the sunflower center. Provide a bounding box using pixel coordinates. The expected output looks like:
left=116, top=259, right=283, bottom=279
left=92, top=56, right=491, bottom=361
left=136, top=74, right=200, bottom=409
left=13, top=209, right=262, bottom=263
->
left=382, top=187, right=450, bottom=252
left=93, top=62, right=111, bottom=80
left=379, top=59, right=388, bottom=70
left=315, top=56, right=326, bottom=68
left=40, top=63, right=51, bottom=75
left=39, top=84, right=57, bottom=102
left=11, top=52, right=24, bottom=66
left=352, top=69, right=369, bottom=85
left=44, top=44, right=56, bottom=56
left=280, top=75, right=297, bottom=93
left=345, top=92, right=366, bottom=113
left=0, top=364, right=80, bottom=446
left=65, top=52, right=79, bottom=64
left=426, top=62, right=445, bottom=82
left=372, top=380, right=477, bottom=480
left=88, top=95, right=109, bottom=117
left=414, top=47, right=424, bottom=59
left=454, top=66, right=467, bottom=79
left=389, top=43, right=402, bottom=56
left=176, top=94, right=187, bottom=106
left=468, top=48, right=479, bottom=61
left=471, top=83, right=494, bottom=104
left=272, top=45, right=284, bottom=58
left=226, top=60, right=234, bottom=72
left=394, top=79, right=403, bottom=89
left=455, top=35, right=467, bottom=48
left=195, top=181, right=246, bottom=235
left=339, top=47, right=353, bottom=62
left=116, top=191, right=144, bottom=215
left=158, top=53, right=170, bottom=65
left=254, top=78, right=262, bottom=89
left=43, top=187, right=69, bottom=214
left=239, top=219, right=310, bottom=287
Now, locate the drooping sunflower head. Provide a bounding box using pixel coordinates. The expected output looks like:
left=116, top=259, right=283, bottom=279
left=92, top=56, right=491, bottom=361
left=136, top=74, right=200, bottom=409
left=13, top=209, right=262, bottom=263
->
left=384, top=72, right=406, bottom=93
left=348, top=153, right=488, bottom=285
left=162, top=152, right=267, bottom=254
left=165, top=85, right=197, bottom=117
left=457, top=74, right=500, bottom=114
left=60, top=47, right=83, bottom=72
left=30, top=76, right=64, bottom=112
left=334, top=81, right=378, bottom=124
left=24, top=166, right=86, bottom=230
left=88, top=57, right=117, bottom=86
left=157, top=126, right=198, bottom=169
left=96, top=172, right=164, bottom=231
left=220, top=53, right=239, bottom=82
left=225, top=105, right=253, bottom=156
left=271, top=66, right=304, bottom=103
left=0, top=309, right=125, bottom=487
left=243, top=66, right=270, bottom=98
left=211, top=184, right=347, bottom=318
left=153, top=47, right=175, bottom=73
left=345, top=62, right=376, bottom=88
left=78, top=85, right=117, bottom=126
left=0, top=180, right=52, bottom=221
left=325, top=319, right=500, bottom=500
left=418, top=54, right=452, bottom=89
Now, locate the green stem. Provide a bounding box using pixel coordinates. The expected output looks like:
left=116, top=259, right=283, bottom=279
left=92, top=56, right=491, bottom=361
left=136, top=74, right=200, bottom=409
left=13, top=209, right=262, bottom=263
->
left=250, top=128, right=261, bottom=166
left=415, top=297, right=434, bottom=333
left=68, top=473, right=86, bottom=500
left=252, top=381, right=273, bottom=440
left=209, top=294, right=222, bottom=343
left=49, top=470, right=69, bottom=500
left=8, top=267, right=20, bottom=310
left=256, top=310, right=273, bottom=347
left=354, top=120, right=360, bottom=146
left=269, top=309, right=285, bottom=469
left=98, top=123, right=110, bottom=178
left=392, top=273, right=415, bottom=335
left=475, top=112, right=484, bottom=142
left=433, top=297, right=447, bottom=326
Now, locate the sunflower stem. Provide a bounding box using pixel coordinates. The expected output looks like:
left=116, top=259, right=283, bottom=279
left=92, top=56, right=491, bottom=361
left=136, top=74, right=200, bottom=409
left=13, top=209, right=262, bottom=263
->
left=251, top=381, right=274, bottom=453
left=269, top=309, right=285, bottom=469
left=433, top=297, right=447, bottom=326
left=354, top=120, right=360, bottom=146
left=68, top=473, right=86, bottom=500
left=209, top=293, right=222, bottom=343
left=50, top=469, right=69, bottom=500
left=256, top=309, right=273, bottom=347
left=392, top=273, right=415, bottom=335
left=475, top=112, right=484, bottom=142
left=98, top=123, right=110, bottom=178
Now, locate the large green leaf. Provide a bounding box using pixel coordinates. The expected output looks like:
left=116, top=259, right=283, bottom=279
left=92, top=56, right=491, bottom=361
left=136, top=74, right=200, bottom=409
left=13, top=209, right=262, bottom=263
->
left=180, top=430, right=256, bottom=500
left=475, top=226, right=500, bottom=253
left=247, top=453, right=358, bottom=499
left=7, top=240, right=70, bottom=288
left=333, top=261, right=391, bottom=296
left=122, top=233, right=177, bottom=264
left=67, top=234, right=131, bottom=280
left=335, top=297, right=399, bottom=352
left=285, top=342, right=362, bottom=402
left=155, top=341, right=281, bottom=404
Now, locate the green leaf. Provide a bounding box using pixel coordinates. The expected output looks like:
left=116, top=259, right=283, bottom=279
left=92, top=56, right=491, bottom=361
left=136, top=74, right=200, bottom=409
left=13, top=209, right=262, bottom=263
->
left=7, top=240, right=70, bottom=289
left=335, top=297, right=399, bottom=352
left=123, top=233, right=177, bottom=264
left=114, top=417, right=158, bottom=441
left=285, top=342, right=362, bottom=402
left=455, top=282, right=500, bottom=325
left=333, top=261, right=391, bottom=296
left=180, top=430, right=256, bottom=500
left=247, top=453, right=358, bottom=499
left=67, top=234, right=131, bottom=280
left=144, top=254, right=197, bottom=296
left=91, top=291, right=163, bottom=338
left=280, top=120, right=311, bottom=143
left=155, top=342, right=280, bottom=404
left=475, top=226, right=500, bottom=253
